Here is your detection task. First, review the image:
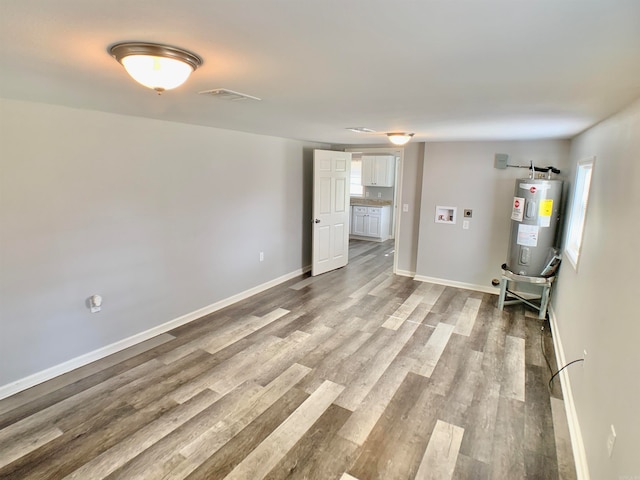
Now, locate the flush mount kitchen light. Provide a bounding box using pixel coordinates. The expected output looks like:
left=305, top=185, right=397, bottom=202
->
left=109, top=42, right=202, bottom=92
left=387, top=132, right=414, bottom=146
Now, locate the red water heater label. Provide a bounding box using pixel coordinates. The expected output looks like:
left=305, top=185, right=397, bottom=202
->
left=511, top=196, right=525, bottom=221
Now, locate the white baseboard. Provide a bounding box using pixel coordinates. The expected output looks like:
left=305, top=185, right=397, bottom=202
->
left=394, top=269, right=415, bottom=278
left=349, top=234, right=388, bottom=242
left=0, top=266, right=310, bottom=401
left=548, top=306, right=590, bottom=480
left=413, top=275, right=499, bottom=295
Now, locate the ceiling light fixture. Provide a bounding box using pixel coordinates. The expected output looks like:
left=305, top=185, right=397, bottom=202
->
left=386, top=132, right=414, bottom=146
left=109, top=42, right=202, bottom=93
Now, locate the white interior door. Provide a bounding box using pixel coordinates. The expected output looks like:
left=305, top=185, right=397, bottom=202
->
left=312, top=149, right=352, bottom=276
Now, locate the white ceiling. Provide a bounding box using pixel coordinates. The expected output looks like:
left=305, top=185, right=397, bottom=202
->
left=1, top=1, right=639, bottom=145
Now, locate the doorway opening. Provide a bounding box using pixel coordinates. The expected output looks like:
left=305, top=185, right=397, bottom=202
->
left=346, top=146, right=405, bottom=275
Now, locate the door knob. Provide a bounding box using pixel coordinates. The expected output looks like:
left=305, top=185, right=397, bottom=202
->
left=314, top=219, right=321, bottom=223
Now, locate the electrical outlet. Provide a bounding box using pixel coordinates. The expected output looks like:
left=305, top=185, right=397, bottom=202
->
left=259, top=252, right=264, bottom=262
left=463, top=220, right=470, bottom=230
left=606, top=424, right=616, bottom=457
left=377, top=192, right=382, bottom=198
left=403, top=204, right=409, bottom=212
left=88, top=294, right=102, bottom=313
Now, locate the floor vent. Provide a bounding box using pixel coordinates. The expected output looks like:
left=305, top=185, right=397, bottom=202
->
left=198, top=88, right=261, bottom=101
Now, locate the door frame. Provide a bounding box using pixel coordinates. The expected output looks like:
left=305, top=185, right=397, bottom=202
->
left=345, top=146, right=405, bottom=275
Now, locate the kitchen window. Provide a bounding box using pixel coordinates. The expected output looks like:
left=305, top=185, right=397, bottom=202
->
left=350, top=158, right=363, bottom=196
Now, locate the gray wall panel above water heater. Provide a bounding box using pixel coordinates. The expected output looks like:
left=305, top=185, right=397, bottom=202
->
left=506, top=178, right=563, bottom=276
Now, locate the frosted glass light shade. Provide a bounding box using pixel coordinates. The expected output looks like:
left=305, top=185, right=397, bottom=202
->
left=109, top=42, right=202, bottom=92
left=121, top=55, right=194, bottom=91
left=387, top=133, right=414, bottom=145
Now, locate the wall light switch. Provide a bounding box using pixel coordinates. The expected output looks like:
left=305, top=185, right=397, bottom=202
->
left=463, top=220, right=470, bottom=230
left=403, top=204, right=409, bottom=212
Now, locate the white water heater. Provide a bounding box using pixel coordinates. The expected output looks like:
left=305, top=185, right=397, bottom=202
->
left=506, top=178, right=563, bottom=276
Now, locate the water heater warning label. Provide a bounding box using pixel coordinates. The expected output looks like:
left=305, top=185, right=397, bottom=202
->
left=539, top=199, right=553, bottom=227
left=517, top=224, right=539, bottom=247
left=511, top=197, right=525, bottom=221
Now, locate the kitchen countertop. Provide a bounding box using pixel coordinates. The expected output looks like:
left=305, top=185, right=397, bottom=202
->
left=350, top=198, right=393, bottom=206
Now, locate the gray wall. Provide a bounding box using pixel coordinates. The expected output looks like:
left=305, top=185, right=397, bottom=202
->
left=552, top=98, right=640, bottom=479
left=415, top=140, right=571, bottom=288
left=0, top=98, right=327, bottom=387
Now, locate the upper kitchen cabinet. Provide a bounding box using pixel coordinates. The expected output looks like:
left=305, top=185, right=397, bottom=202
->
left=361, top=155, right=395, bottom=187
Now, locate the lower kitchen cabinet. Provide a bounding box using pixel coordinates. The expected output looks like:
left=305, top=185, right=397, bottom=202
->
left=351, top=205, right=390, bottom=241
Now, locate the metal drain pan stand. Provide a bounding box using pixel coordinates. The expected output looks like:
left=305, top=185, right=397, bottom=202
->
left=497, top=265, right=555, bottom=319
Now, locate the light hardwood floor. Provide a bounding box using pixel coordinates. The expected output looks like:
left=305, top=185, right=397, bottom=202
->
left=0, top=240, right=576, bottom=479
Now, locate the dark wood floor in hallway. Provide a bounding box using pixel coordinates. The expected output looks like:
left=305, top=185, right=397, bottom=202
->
left=0, top=239, right=576, bottom=480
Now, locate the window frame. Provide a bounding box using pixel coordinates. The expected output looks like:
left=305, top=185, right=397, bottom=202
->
left=564, top=156, right=595, bottom=271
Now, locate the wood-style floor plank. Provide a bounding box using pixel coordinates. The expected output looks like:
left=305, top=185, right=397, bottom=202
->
left=551, top=397, right=579, bottom=480
left=224, top=380, right=344, bottom=479
left=348, top=372, right=443, bottom=480
left=63, top=388, right=219, bottom=479
left=502, top=335, right=526, bottom=402
left=334, top=319, right=420, bottom=411
left=381, top=292, right=423, bottom=330
left=413, top=322, right=455, bottom=377
left=263, top=403, right=352, bottom=480
left=458, top=379, right=500, bottom=465
left=453, top=297, right=482, bottom=336
left=0, top=333, right=175, bottom=419
left=489, top=396, right=526, bottom=480
left=414, top=419, right=464, bottom=480
left=0, top=424, right=63, bottom=470
left=179, top=386, right=310, bottom=479
left=0, top=358, right=165, bottom=443
left=337, top=354, right=415, bottom=446
left=0, top=239, right=576, bottom=480
left=106, top=381, right=266, bottom=480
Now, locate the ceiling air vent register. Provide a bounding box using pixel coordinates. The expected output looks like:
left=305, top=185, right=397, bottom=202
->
left=198, top=88, right=261, bottom=101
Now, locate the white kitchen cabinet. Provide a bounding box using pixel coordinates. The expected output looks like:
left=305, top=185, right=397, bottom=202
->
left=361, top=155, right=395, bottom=187
left=352, top=206, right=367, bottom=236
left=366, top=208, right=383, bottom=237
left=351, top=205, right=390, bottom=240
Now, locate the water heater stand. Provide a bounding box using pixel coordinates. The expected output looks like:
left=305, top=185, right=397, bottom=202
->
left=497, top=265, right=556, bottom=319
